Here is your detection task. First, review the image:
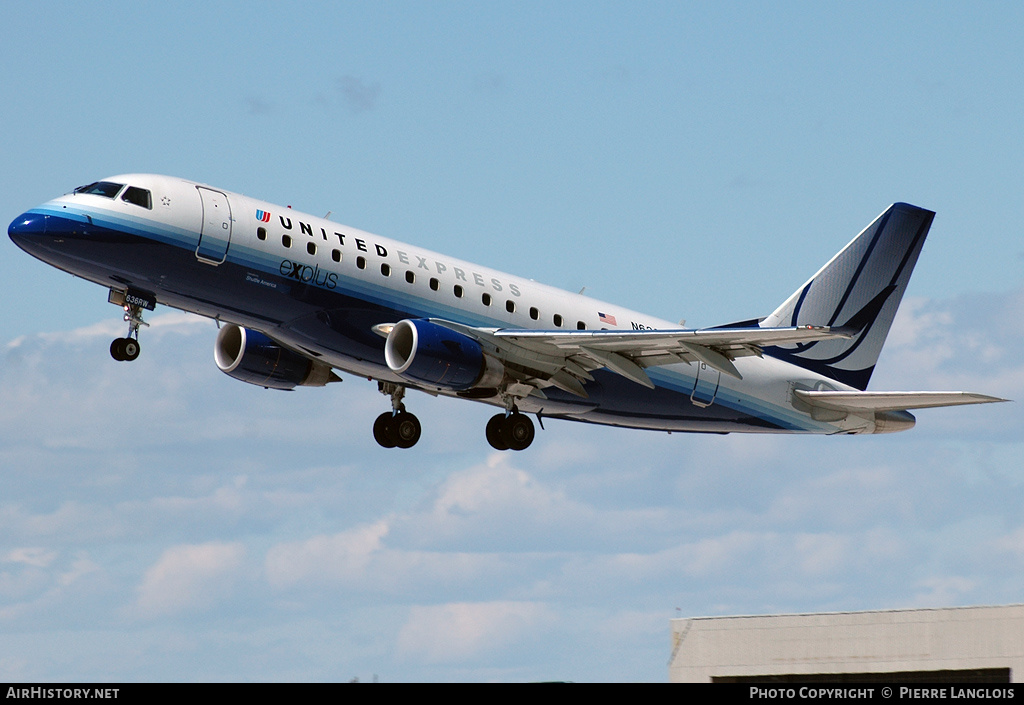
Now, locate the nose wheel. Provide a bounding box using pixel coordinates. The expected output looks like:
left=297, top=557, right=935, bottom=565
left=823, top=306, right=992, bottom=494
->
left=110, top=337, right=141, bottom=362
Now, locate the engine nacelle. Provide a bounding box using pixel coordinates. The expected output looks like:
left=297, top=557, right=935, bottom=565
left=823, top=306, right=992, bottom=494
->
left=215, top=324, right=337, bottom=390
left=384, top=319, right=503, bottom=391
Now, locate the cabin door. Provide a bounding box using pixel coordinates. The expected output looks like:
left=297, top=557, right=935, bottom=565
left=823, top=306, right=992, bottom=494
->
left=196, top=187, right=233, bottom=265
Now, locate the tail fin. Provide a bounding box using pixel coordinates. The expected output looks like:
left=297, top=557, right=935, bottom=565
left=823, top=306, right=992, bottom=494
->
left=761, top=203, right=934, bottom=390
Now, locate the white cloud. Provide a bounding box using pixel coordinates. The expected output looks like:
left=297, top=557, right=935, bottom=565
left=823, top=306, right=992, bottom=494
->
left=263, top=519, right=518, bottom=598
left=677, top=531, right=767, bottom=578
left=429, top=454, right=583, bottom=527
left=0, top=551, right=101, bottom=623
left=909, top=576, right=977, bottom=608
left=4, top=547, right=57, bottom=568
left=134, top=542, right=245, bottom=618
left=3, top=311, right=208, bottom=355
left=265, top=521, right=389, bottom=591
left=58, top=554, right=101, bottom=588
left=397, top=601, right=553, bottom=664
left=0, top=502, right=123, bottom=543
left=992, top=526, right=1024, bottom=562
left=792, top=533, right=849, bottom=575
left=875, top=290, right=1024, bottom=402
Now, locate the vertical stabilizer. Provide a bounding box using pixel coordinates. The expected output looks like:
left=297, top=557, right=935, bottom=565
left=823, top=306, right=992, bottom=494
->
left=761, top=203, right=934, bottom=390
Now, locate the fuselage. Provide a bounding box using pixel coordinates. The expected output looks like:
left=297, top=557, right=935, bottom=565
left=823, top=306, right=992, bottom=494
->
left=9, top=174, right=888, bottom=436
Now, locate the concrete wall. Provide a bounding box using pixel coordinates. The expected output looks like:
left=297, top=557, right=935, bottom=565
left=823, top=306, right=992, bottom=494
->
left=670, top=604, right=1024, bottom=683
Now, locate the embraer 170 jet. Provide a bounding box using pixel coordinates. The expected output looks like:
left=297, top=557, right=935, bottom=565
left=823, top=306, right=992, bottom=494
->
left=8, top=175, right=1005, bottom=450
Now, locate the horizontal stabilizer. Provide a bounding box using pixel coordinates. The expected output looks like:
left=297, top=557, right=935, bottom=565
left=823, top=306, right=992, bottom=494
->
left=794, top=389, right=1008, bottom=413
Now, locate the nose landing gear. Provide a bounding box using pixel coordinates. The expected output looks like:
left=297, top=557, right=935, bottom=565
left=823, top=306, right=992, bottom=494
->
left=108, top=289, right=153, bottom=362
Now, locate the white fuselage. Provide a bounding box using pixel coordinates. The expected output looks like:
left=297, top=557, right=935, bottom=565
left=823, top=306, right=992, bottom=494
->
left=10, top=174, right=902, bottom=440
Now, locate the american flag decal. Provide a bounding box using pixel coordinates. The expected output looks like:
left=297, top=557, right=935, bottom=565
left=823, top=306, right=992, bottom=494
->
left=256, top=209, right=271, bottom=222
left=598, top=312, right=617, bottom=325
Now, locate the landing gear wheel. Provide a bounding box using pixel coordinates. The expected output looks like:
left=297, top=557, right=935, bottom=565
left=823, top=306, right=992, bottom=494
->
left=373, top=412, right=397, bottom=448
left=486, top=412, right=535, bottom=451
left=122, top=338, right=140, bottom=361
left=110, top=337, right=141, bottom=362
left=486, top=414, right=510, bottom=450
left=392, top=411, right=421, bottom=449
left=505, top=413, right=535, bottom=451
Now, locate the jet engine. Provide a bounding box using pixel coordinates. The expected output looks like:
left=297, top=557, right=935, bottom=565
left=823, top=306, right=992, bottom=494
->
left=384, top=319, right=503, bottom=391
left=214, top=324, right=338, bottom=390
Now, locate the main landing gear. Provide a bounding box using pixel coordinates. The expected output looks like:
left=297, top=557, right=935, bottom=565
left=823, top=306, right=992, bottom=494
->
left=374, top=382, right=422, bottom=449
left=485, top=399, right=536, bottom=452
left=110, top=299, right=149, bottom=362
left=370, top=383, right=536, bottom=451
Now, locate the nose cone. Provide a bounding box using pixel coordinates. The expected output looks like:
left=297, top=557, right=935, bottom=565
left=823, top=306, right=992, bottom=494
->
left=9, top=211, right=48, bottom=248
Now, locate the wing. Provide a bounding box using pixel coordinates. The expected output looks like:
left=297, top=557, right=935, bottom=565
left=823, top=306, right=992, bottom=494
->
left=423, top=319, right=855, bottom=396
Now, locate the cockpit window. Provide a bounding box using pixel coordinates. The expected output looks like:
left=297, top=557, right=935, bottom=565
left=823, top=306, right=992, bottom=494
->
left=74, top=181, right=125, bottom=198
left=121, top=186, right=152, bottom=209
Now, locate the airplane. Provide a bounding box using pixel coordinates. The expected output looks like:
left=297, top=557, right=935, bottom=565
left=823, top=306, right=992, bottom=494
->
left=8, top=174, right=1006, bottom=450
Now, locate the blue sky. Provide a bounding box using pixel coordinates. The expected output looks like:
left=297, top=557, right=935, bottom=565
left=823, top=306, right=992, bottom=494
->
left=2, top=1, right=1022, bottom=682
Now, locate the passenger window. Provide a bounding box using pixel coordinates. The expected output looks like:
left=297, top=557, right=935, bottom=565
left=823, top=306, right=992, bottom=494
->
left=332, top=249, right=341, bottom=262
left=482, top=293, right=492, bottom=306
left=257, top=227, right=267, bottom=241
left=553, top=314, right=563, bottom=327
left=282, top=235, right=292, bottom=248
left=454, top=285, right=464, bottom=298
left=429, top=277, right=439, bottom=291
left=577, top=321, right=586, bottom=330
left=529, top=307, right=539, bottom=320
left=406, top=271, right=415, bottom=284
left=307, top=242, right=317, bottom=256
left=356, top=256, right=366, bottom=269
left=121, top=186, right=152, bottom=209
left=506, top=300, right=515, bottom=313
left=381, top=263, right=391, bottom=276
